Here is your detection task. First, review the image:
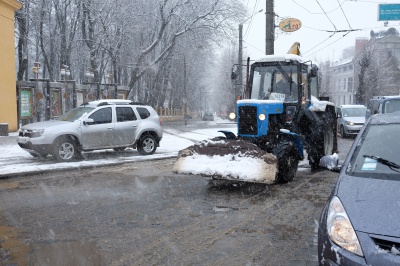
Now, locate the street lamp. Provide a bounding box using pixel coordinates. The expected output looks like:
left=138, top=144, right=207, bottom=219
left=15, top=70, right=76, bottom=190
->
left=237, top=9, right=263, bottom=99
left=32, top=62, right=42, bottom=121
left=85, top=67, right=94, bottom=100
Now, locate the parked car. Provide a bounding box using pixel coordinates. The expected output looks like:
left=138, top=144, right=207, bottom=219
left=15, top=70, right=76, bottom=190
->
left=17, top=99, right=163, bottom=162
left=318, top=112, right=400, bottom=265
left=366, top=95, right=400, bottom=118
left=336, top=105, right=367, bottom=138
left=202, top=112, right=214, bottom=121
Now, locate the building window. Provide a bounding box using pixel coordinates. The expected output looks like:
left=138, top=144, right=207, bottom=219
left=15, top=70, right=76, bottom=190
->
left=348, top=77, right=353, bottom=92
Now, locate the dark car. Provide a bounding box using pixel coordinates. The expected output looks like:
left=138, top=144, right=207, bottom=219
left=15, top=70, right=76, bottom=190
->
left=318, top=113, right=400, bottom=265
left=202, top=112, right=214, bottom=121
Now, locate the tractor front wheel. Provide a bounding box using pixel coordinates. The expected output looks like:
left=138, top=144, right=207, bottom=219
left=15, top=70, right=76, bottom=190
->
left=274, top=139, right=299, bottom=183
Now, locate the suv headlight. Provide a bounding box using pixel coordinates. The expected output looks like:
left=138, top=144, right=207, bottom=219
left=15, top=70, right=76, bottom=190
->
left=229, top=112, right=236, bottom=120
left=345, top=121, right=354, bottom=126
left=327, top=196, right=363, bottom=257
left=31, top=129, right=45, bottom=138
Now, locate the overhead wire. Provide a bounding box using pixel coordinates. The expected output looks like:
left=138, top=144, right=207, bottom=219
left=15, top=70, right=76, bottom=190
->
left=315, top=0, right=338, bottom=32
left=243, top=0, right=261, bottom=40
left=304, top=32, right=351, bottom=58
left=243, top=40, right=265, bottom=54
left=291, top=0, right=347, bottom=15
left=336, top=0, right=352, bottom=29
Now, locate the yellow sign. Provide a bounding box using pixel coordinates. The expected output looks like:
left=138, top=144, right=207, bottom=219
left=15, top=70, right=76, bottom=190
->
left=279, top=18, right=302, bottom=32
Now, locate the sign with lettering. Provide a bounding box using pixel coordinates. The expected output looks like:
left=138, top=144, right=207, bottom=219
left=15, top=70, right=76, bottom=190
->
left=378, top=4, right=400, bottom=21
left=20, top=88, right=33, bottom=118
left=279, top=18, right=302, bottom=32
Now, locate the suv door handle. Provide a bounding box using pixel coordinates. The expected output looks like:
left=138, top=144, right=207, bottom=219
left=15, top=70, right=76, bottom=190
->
left=132, top=125, right=138, bottom=128
left=107, top=127, right=113, bottom=130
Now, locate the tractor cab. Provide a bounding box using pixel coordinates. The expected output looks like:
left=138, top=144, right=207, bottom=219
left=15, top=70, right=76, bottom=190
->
left=246, top=54, right=319, bottom=105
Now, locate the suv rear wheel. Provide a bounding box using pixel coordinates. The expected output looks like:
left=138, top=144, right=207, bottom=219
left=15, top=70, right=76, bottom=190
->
left=137, top=134, right=157, bottom=155
left=51, top=137, right=78, bottom=162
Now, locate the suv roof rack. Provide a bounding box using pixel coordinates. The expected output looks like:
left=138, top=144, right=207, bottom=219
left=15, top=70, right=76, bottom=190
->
left=79, top=99, right=146, bottom=107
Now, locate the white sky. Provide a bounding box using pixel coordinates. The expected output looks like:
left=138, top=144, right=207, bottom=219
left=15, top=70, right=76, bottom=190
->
left=242, top=0, right=400, bottom=63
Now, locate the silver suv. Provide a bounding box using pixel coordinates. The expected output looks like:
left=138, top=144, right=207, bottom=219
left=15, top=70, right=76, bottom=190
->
left=17, top=100, right=163, bottom=162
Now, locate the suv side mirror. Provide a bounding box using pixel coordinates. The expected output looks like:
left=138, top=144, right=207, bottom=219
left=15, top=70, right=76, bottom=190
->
left=83, top=118, right=94, bottom=125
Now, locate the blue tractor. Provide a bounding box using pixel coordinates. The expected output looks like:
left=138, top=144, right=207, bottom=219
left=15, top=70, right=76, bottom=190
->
left=174, top=53, right=338, bottom=184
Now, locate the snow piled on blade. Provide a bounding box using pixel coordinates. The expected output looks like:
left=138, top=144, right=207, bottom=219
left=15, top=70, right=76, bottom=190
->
left=173, top=137, right=278, bottom=184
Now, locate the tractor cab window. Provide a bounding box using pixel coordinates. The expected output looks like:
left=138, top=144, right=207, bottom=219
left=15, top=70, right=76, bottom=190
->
left=301, top=67, right=310, bottom=101
left=250, top=64, right=298, bottom=102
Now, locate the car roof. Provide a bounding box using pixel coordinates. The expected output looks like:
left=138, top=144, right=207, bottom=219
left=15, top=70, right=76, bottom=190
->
left=338, top=104, right=366, bottom=108
left=382, top=97, right=400, bottom=102
left=80, top=99, right=146, bottom=107
left=371, top=95, right=400, bottom=100
left=369, top=112, right=400, bottom=125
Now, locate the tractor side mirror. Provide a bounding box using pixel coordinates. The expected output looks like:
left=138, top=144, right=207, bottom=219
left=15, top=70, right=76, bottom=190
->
left=231, top=71, right=237, bottom=80
left=231, top=65, right=237, bottom=80
left=310, top=65, right=318, bottom=78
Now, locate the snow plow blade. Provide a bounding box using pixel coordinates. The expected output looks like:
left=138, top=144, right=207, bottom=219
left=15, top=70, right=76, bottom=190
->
left=173, top=137, right=278, bottom=184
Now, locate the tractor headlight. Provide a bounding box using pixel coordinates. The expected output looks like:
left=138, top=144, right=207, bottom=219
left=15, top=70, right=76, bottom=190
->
left=327, top=196, right=363, bottom=257
left=346, top=121, right=354, bottom=126
left=259, top=114, right=266, bottom=121
left=229, top=112, right=236, bottom=120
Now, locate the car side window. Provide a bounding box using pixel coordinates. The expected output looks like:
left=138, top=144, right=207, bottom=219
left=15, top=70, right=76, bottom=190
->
left=89, top=107, right=112, bottom=124
left=136, top=107, right=151, bottom=119
left=116, top=107, right=137, bottom=122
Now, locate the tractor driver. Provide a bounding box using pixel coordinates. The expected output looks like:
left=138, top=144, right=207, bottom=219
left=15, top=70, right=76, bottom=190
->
left=274, top=77, right=297, bottom=102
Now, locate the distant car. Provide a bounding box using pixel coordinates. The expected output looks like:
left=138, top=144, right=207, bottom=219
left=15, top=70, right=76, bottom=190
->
left=17, top=100, right=163, bottom=162
left=318, top=112, right=400, bottom=265
left=202, top=112, right=214, bottom=121
left=336, top=105, right=367, bottom=138
left=366, top=96, right=400, bottom=118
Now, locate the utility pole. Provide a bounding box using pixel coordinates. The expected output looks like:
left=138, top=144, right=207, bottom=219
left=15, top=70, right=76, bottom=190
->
left=265, top=0, right=275, bottom=55
left=238, top=9, right=263, bottom=100
left=238, top=23, right=243, bottom=99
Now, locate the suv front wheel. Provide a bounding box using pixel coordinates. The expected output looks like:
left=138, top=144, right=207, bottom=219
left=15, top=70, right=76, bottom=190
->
left=52, top=136, right=78, bottom=162
left=137, top=134, right=157, bottom=155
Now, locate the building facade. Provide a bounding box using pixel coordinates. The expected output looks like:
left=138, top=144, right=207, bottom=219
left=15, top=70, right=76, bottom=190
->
left=323, top=33, right=400, bottom=107
left=327, top=58, right=355, bottom=106
left=0, top=0, right=22, bottom=132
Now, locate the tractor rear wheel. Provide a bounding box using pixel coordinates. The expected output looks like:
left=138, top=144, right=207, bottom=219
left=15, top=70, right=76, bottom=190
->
left=307, top=112, right=335, bottom=169
left=274, top=139, right=299, bottom=183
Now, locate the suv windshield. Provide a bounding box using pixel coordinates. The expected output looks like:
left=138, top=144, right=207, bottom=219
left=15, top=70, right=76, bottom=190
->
left=251, top=64, right=298, bottom=102
left=349, top=124, right=400, bottom=178
left=58, top=107, right=95, bottom=122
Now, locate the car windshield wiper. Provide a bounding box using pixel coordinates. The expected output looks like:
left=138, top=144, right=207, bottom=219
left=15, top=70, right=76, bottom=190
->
left=363, top=155, right=400, bottom=172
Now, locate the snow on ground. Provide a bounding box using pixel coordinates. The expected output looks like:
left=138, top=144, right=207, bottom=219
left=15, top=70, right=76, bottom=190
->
left=0, top=120, right=309, bottom=180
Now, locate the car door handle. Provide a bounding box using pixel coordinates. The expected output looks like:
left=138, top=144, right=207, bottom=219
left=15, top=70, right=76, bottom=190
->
left=132, top=125, right=138, bottom=128
left=107, top=127, right=113, bottom=130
